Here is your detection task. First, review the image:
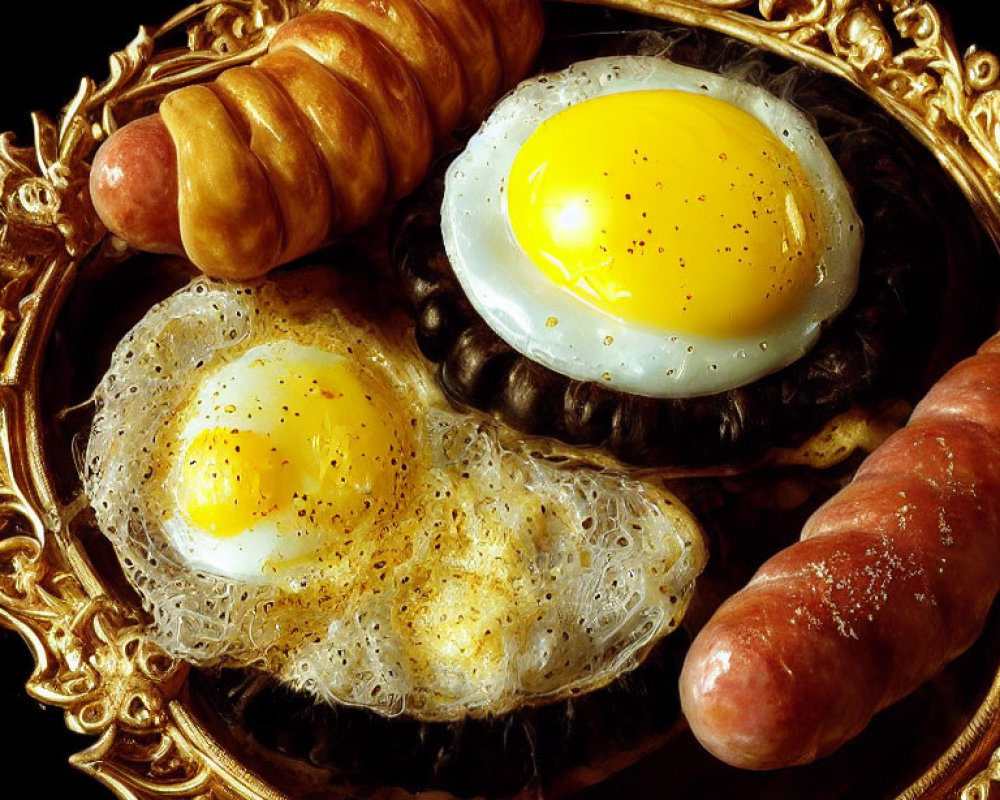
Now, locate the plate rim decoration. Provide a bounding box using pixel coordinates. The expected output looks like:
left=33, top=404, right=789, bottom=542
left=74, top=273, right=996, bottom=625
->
left=2, top=0, right=999, bottom=798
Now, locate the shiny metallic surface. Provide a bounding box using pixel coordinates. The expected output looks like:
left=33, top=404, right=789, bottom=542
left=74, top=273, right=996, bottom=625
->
left=1, top=1, right=998, bottom=797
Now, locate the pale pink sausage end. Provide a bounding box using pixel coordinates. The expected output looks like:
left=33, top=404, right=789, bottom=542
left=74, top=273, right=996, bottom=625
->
left=89, top=115, right=183, bottom=256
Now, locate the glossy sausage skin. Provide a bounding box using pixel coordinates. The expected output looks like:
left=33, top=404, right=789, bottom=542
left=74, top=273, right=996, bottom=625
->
left=90, top=115, right=183, bottom=256
left=679, top=333, right=1000, bottom=769
left=89, top=0, right=544, bottom=280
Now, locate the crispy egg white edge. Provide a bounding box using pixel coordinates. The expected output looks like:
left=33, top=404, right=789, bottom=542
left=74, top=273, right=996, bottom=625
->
left=83, top=275, right=709, bottom=718
left=441, top=55, right=864, bottom=398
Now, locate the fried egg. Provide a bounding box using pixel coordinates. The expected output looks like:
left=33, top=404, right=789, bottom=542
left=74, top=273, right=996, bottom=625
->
left=84, top=270, right=706, bottom=720
left=161, top=338, right=412, bottom=580
left=441, top=56, right=863, bottom=398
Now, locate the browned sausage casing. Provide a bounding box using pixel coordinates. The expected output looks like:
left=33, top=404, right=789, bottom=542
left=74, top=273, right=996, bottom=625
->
left=679, top=334, right=1000, bottom=770
left=89, top=0, right=544, bottom=280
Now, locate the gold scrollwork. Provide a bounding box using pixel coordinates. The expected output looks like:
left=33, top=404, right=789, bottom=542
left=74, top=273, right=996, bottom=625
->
left=187, top=0, right=303, bottom=55
left=0, top=523, right=230, bottom=800
left=73, top=726, right=223, bottom=800
left=833, top=6, right=893, bottom=75
left=586, top=0, right=1000, bottom=235
left=0, top=532, right=212, bottom=800
left=960, top=746, right=1000, bottom=800
left=0, top=0, right=306, bottom=294
left=0, top=532, right=186, bottom=733
left=0, top=2, right=306, bottom=798
left=2, top=1, right=1000, bottom=799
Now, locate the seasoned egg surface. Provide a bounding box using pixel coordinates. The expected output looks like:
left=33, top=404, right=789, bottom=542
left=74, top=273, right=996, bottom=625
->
left=84, top=271, right=706, bottom=720
left=442, top=56, right=863, bottom=398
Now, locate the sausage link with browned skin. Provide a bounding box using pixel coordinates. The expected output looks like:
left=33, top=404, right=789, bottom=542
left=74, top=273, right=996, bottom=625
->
left=88, top=0, right=544, bottom=280
left=679, top=335, right=1000, bottom=770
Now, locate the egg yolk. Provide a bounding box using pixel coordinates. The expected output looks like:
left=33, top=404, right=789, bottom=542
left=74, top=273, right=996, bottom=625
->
left=175, top=351, right=411, bottom=542
left=506, top=90, right=822, bottom=338
left=177, top=428, right=292, bottom=537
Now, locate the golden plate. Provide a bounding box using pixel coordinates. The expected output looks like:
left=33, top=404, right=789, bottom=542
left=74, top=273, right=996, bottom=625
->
left=2, top=0, right=1000, bottom=797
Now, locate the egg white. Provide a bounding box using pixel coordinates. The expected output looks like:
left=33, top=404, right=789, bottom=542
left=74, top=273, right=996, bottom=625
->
left=83, top=271, right=706, bottom=720
left=441, top=55, right=864, bottom=398
left=159, top=340, right=356, bottom=581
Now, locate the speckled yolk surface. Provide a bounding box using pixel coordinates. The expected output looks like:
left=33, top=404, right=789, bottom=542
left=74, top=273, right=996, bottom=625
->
left=507, top=89, right=822, bottom=338
left=172, top=342, right=413, bottom=571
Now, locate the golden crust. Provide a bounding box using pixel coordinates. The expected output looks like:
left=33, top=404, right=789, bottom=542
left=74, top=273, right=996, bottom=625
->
left=316, top=0, right=468, bottom=135
left=214, top=66, right=333, bottom=263
left=415, top=0, right=504, bottom=117
left=92, top=0, right=546, bottom=279
left=270, top=12, right=434, bottom=199
left=13, top=1, right=1000, bottom=798
left=479, top=0, right=546, bottom=86
left=258, top=47, right=388, bottom=232
left=161, top=84, right=283, bottom=279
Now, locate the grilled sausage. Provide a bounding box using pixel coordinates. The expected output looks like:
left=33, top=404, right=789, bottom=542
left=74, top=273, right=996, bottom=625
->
left=679, top=333, right=1000, bottom=769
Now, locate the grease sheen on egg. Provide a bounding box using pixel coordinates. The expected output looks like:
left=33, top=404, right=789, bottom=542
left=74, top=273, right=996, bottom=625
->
left=163, top=339, right=412, bottom=579
left=442, top=56, right=863, bottom=397
left=84, top=271, right=706, bottom=721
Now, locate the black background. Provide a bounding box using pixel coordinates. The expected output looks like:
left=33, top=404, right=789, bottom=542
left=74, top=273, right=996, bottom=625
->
left=0, top=1, right=998, bottom=798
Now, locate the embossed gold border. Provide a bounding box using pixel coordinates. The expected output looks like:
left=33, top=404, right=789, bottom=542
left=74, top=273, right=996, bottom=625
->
left=1, top=1, right=998, bottom=798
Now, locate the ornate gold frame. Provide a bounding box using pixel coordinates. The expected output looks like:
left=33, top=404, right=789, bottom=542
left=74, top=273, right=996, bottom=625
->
left=2, top=0, right=1000, bottom=797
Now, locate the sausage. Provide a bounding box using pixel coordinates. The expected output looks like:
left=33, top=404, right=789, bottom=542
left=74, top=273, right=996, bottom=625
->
left=88, top=0, right=544, bottom=280
left=89, top=114, right=183, bottom=257
left=679, top=333, right=1000, bottom=769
